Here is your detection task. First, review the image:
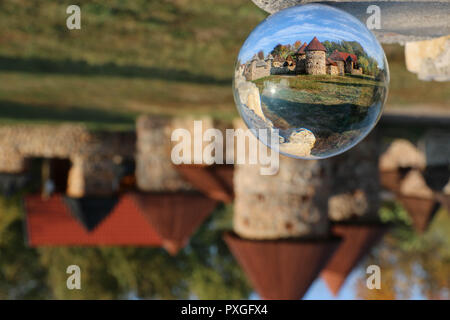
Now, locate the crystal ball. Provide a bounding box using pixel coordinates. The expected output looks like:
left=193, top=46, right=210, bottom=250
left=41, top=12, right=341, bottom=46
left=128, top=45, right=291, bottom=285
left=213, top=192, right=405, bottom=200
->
left=233, top=4, right=389, bottom=159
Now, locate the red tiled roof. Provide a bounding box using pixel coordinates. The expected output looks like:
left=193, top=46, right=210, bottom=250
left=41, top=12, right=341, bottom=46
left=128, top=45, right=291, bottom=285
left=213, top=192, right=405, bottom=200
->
left=326, top=58, right=337, bottom=66
left=26, top=194, right=162, bottom=246
left=328, top=50, right=357, bottom=63
left=305, top=37, right=326, bottom=52
left=296, top=42, right=307, bottom=54
left=175, top=164, right=234, bottom=203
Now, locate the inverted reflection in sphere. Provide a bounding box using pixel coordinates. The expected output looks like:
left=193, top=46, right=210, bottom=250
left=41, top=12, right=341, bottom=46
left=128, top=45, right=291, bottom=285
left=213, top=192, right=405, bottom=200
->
left=233, top=4, right=389, bottom=159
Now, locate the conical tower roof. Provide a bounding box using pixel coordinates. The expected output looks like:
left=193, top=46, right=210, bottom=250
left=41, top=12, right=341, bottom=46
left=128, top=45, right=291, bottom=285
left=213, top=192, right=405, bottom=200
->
left=175, top=164, right=233, bottom=203
left=296, top=42, right=307, bottom=54
left=132, top=192, right=217, bottom=255
left=379, top=168, right=411, bottom=193
left=398, top=195, right=440, bottom=233
left=224, top=232, right=340, bottom=300
left=321, top=223, right=387, bottom=296
left=305, top=37, right=326, bottom=52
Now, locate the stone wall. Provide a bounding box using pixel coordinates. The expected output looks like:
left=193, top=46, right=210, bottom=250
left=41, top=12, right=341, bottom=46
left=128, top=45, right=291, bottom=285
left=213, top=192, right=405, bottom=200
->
left=306, top=51, right=326, bottom=75
left=136, top=115, right=224, bottom=192
left=327, top=65, right=339, bottom=75
left=0, top=124, right=135, bottom=196
left=295, top=55, right=306, bottom=74
left=336, top=61, right=345, bottom=76
left=246, top=60, right=271, bottom=81
left=351, top=67, right=363, bottom=75
left=270, top=66, right=290, bottom=75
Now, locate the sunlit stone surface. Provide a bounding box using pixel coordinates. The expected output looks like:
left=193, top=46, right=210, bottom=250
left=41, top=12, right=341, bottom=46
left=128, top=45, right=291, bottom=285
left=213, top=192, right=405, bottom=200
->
left=233, top=4, right=389, bottom=159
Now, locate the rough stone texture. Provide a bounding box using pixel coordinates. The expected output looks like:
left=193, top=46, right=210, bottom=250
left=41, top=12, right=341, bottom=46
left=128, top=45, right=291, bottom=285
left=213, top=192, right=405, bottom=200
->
left=235, top=69, right=269, bottom=123
left=336, top=61, right=345, bottom=76
left=279, top=128, right=316, bottom=158
left=136, top=115, right=221, bottom=192
left=328, top=131, right=380, bottom=222
left=379, top=139, right=426, bottom=171
left=252, top=1, right=450, bottom=44
left=405, top=35, right=450, bottom=81
left=0, top=125, right=135, bottom=159
left=0, top=124, right=135, bottom=195
left=233, top=119, right=331, bottom=239
left=400, top=169, right=434, bottom=198
left=306, top=50, right=326, bottom=75
left=327, top=64, right=339, bottom=75
left=136, top=116, right=192, bottom=192
left=0, top=146, right=25, bottom=173
left=351, top=67, right=363, bottom=75
left=246, top=58, right=272, bottom=80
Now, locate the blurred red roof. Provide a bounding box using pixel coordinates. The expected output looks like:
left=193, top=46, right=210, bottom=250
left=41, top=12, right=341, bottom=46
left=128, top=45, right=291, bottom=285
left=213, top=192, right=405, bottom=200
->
left=26, top=192, right=217, bottom=252
left=224, top=232, right=340, bottom=300
left=26, top=193, right=162, bottom=246
left=321, top=223, right=387, bottom=296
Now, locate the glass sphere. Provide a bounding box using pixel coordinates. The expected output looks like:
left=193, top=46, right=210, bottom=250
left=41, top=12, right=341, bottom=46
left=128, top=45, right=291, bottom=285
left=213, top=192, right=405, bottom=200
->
left=233, top=4, right=389, bottom=159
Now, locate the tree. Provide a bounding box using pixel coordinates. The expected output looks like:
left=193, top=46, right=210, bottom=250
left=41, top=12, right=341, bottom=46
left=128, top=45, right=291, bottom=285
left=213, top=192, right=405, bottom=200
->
left=0, top=196, right=251, bottom=300
left=0, top=194, right=50, bottom=299
left=355, top=202, right=450, bottom=300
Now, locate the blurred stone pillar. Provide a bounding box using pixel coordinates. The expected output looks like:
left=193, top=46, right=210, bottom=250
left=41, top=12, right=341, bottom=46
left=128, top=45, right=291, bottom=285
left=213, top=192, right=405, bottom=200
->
left=328, top=131, right=381, bottom=223
left=233, top=119, right=331, bottom=239
left=135, top=114, right=219, bottom=192
left=136, top=116, right=189, bottom=192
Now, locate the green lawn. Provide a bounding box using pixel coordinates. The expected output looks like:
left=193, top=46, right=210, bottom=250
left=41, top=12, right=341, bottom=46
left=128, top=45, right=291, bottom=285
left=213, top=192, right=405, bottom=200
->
left=251, top=74, right=387, bottom=156
left=0, top=1, right=448, bottom=130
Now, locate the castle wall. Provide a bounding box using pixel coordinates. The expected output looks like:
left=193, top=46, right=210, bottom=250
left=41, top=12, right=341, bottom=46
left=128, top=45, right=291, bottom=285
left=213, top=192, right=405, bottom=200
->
left=327, top=65, right=339, bottom=75
left=245, top=60, right=271, bottom=81
left=336, top=61, right=345, bottom=76
left=295, top=56, right=306, bottom=74
left=351, top=67, right=363, bottom=75
left=251, top=66, right=270, bottom=80
left=270, top=66, right=290, bottom=75
left=306, top=51, right=326, bottom=75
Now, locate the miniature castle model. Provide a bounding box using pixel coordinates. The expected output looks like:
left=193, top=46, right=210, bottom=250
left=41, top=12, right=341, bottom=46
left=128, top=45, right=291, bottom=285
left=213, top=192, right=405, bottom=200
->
left=244, top=37, right=363, bottom=81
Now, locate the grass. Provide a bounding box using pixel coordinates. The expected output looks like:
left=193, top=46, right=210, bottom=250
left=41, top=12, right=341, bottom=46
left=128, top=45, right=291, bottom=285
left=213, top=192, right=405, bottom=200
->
left=250, top=74, right=386, bottom=156
left=0, top=2, right=448, bottom=130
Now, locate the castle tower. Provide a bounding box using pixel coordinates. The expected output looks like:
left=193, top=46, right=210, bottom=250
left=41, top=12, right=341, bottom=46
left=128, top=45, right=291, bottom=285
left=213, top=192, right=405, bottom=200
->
left=295, top=42, right=307, bottom=74
left=305, top=37, right=326, bottom=75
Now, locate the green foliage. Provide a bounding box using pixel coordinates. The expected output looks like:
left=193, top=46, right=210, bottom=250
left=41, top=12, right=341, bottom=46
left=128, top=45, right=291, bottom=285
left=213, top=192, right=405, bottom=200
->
left=0, top=195, right=50, bottom=299
left=357, top=204, right=450, bottom=299
left=0, top=196, right=250, bottom=299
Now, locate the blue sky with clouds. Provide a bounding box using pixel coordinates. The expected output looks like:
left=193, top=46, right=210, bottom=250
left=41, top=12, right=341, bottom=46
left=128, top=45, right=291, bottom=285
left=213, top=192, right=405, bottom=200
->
left=239, top=4, right=386, bottom=68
